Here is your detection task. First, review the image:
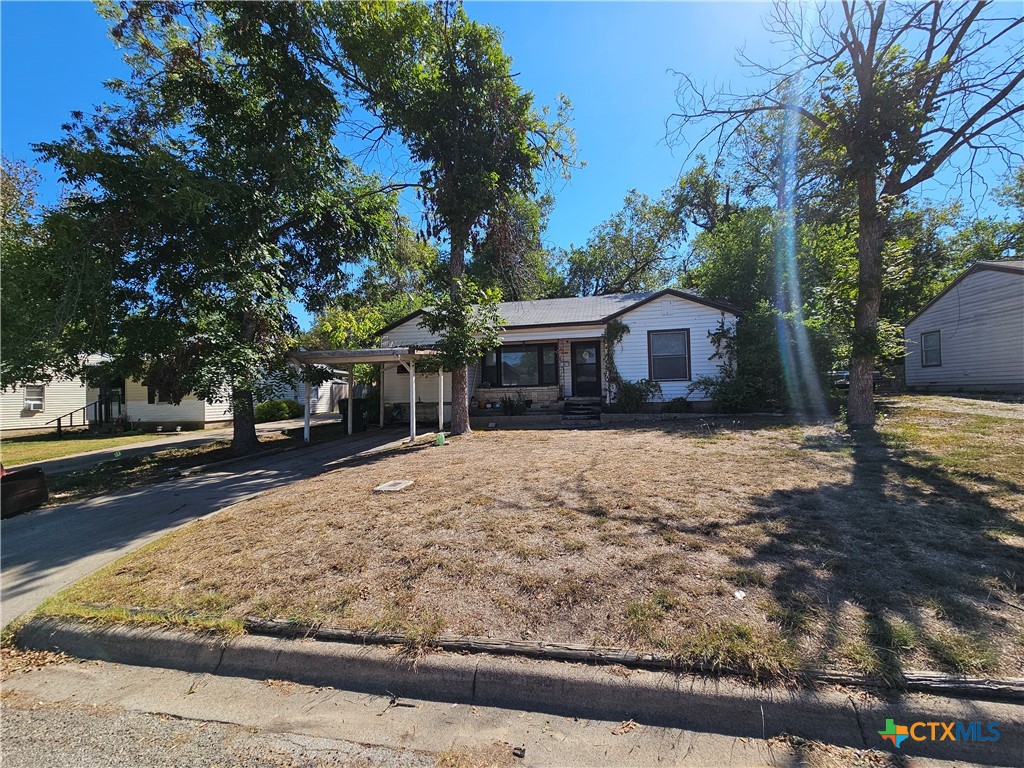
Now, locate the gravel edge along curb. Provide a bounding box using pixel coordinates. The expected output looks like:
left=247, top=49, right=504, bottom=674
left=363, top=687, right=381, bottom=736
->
left=15, top=619, right=1023, bottom=765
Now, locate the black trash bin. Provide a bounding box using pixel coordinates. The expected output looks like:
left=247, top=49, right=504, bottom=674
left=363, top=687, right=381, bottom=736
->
left=351, top=398, right=367, bottom=432
left=337, top=398, right=348, bottom=431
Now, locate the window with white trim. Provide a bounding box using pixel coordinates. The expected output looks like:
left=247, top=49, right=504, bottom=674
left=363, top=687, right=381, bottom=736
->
left=921, top=331, right=941, bottom=367
left=23, top=384, right=45, bottom=411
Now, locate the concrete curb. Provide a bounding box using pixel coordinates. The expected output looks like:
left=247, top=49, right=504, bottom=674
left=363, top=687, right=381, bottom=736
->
left=16, top=618, right=1023, bottom=765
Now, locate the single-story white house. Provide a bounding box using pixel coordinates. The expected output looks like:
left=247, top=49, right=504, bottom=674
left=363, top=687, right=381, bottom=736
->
left=904, top=260, right=1024, bottom=393
left=376, top=289, right=741, bottom=421
left=0, top=374, right=234, bottom=434
left=1, top=376, right=92, bottom=434
left=271, top=379, right=351, bottom=415
left=1, top=362, right=349, bottom=435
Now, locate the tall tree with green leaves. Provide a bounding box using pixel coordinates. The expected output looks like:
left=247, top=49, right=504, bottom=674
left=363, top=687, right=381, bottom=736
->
left=33, top=1, right=395, bottom=452
left=469, top=193, right=566, bottom=301
left=318, top=0, right=576, bottom=434
left=565, top=188, right=688, bottom=296
left=672, top=1, right=1023, bottom=426
left=1, top=156, right=51, bottom=386
left=304, top=215, right=438, bottom=372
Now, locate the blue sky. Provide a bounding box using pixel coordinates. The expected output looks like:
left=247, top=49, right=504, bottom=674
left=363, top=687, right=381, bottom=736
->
left=2, top=2, right=1016, bottom=328
left=1, top=1, right=774, bottom=245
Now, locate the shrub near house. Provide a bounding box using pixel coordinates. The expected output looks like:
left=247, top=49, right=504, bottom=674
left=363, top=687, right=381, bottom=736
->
left=254, top=400, right=305, bottom=423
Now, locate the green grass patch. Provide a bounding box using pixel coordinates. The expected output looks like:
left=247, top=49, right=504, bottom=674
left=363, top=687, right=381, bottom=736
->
left=624, top=600, right=666, bottom=645
left=34, top=592, right=245, bottom=637
left=923, top=630, right=999, bottom=675
left=0, top=430, right=176, bottom=466
left=841, top=617, right=918, bottom=686
left=670, top=620, right=796, bottom=681
left=719, top=567, right=767, bottom=588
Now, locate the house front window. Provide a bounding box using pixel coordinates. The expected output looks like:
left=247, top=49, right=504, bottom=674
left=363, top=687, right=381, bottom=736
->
left=146, top=383, right=172, bottom=404
left=23, top=384, right=45, bottom=411
left=480, top=344, right=557, bottom=387
left=921, top=331, right=941, bottom=367
left=648, top=330, right=691, bottom=381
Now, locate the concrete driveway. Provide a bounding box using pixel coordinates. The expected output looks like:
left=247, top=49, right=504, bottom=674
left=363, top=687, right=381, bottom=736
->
left=6, top=413, right=347, bottom=476
left=1, top=428, right=408, bottom=628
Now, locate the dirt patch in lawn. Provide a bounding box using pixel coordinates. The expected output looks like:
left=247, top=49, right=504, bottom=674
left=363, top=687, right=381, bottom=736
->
left=43, top=400, right=1024, bottom=681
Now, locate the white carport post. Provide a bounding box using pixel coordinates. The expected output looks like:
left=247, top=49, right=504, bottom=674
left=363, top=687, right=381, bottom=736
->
left=408, top=359, right=416, bottom=443
left=379, top=363, right=385, bottom=428
left=437, top=369, right=444, bottom=433
left=346, top=366, right=354, bottom=436
left=303, top=378, right=311, bottom=444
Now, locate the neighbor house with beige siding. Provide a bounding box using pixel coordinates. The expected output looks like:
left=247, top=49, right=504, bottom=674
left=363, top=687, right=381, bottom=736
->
left=0, top=377, right=90, bottom=433
left=904, top=260, right=1024, bottom=393
left=1, top=374, right=233, bottom=434
left=377, top=289, right=741, bottom=423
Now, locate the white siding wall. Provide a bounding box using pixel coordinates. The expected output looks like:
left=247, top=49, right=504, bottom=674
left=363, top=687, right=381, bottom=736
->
left=613, top=296, right=736, bottom=401
left=123, top=380, right=207, bottom=425
left=905, top=268, right=1024, bottom=391
left=204, top=398, right=234, bottom=423
left=0, top=377, right=89, bottom=432
left=380, top=315, right=440, bottom=347
left=381, top=318, right=608, bottom=346
left=382, top=366, right=453, bottom=424
left=270, top=380, right=346, bottom=415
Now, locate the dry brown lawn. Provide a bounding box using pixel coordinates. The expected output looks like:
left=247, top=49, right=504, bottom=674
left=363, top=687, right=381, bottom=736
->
left=43, top=396, right=1024, bottom=681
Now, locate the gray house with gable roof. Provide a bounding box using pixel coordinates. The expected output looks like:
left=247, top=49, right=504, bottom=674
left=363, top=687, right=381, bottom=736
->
left=904, top=260, right=1024, bottom=393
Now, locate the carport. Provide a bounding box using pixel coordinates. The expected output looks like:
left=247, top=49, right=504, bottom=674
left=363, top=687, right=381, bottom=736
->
left=288, top=347, right=442, bottom=444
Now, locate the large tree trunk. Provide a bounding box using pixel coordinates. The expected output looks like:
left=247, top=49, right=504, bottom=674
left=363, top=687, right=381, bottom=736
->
left=848, top=173, right=885, bottom=428
left=450, top=365, right=470, bottom=435
left=448, top=223, right=472, bottom=436
left=231, top=386, right=259, bottom=454
left=231, top=310, right=261, bottom=453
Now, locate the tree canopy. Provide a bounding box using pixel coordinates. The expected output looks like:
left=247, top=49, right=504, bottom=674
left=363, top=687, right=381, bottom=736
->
left=316, top=0, right=577, bottom=433
left=28, top=1, right=396, bottom=450
left=672, top=0, right=1023, bottom=425
left=564, top=188, right=689, bottom=296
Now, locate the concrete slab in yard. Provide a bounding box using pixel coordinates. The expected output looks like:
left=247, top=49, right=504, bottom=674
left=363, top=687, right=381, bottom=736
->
left=374, top=480, right=413, bottom=492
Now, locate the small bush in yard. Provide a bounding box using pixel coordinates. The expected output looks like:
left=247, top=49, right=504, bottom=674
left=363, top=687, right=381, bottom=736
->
left=254, top=399, right=303, bottom=423
left=615, top=379, right=663, bottom=413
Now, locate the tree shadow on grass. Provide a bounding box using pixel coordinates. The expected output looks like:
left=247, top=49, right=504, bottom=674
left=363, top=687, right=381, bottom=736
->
left=735, top=426, right=1022, bottom=684
left=1, top=428, right=415, bottom=625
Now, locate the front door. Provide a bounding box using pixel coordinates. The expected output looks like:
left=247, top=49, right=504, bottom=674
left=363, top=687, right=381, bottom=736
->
left=99, top=378, right=125, bottom=422
left=571, top=341, right=601, bottom=398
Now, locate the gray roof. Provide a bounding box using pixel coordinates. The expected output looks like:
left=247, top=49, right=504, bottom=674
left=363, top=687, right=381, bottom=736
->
left=491, top=292, right=656, bottom=327
left=377, top=288, right=742, bottom=336
left=978, top=260, right=1024, bottom=272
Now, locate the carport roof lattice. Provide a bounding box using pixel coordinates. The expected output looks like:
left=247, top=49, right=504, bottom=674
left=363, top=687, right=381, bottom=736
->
left=288, top=347, right=439, bottom=366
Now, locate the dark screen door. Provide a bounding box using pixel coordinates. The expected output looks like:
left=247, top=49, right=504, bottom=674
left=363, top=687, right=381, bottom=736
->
left=571, top=342, right=601, bottom=398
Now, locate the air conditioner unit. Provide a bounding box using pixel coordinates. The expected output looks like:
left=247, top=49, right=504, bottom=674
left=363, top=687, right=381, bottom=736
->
left=25, top=401, right=44, bottom=412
